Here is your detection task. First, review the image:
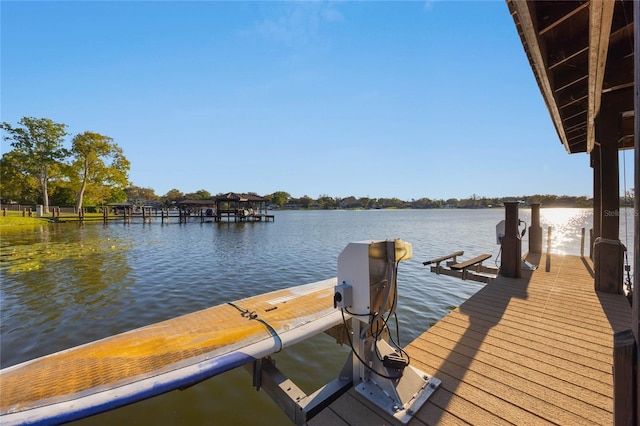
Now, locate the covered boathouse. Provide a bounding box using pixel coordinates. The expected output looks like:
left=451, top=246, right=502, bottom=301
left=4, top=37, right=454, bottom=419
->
left=176, top=192, right=273, bottom=222
left=504, top=2, right=638, bottom=422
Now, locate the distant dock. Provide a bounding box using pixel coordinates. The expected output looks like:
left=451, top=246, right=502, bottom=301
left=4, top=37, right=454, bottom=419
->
left=50, top=209, right=274, bottom=224
left=310, top=253, right=631, bottom=425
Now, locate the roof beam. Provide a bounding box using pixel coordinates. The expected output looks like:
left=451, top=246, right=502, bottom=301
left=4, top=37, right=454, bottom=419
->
left=587, top=0, right=615, bottom=153
left=511, top=0, right=571, bottom=153
left=539, top=2, right=590, bottom=36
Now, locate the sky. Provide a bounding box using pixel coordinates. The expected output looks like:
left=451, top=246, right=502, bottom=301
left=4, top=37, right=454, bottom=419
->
left=1, top=0, right=627, bottom=201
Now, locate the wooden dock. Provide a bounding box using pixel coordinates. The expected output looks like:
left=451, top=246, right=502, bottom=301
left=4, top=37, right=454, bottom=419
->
left=310, top=253, right=631, bottom=425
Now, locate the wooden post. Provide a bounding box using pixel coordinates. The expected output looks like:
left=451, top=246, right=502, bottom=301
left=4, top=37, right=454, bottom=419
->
left=2, top=208, right=6, bottom=216
left=613, top=329, right=636, bottom=425
left=580, top=228, right=585, bottom=258
left=545, top=227, right=552, bottom=272
left=500, top=202, right=522, bottom=278
left=529, top=203, right=542, bottom=253
left=593, top=101, right=623, bottom=294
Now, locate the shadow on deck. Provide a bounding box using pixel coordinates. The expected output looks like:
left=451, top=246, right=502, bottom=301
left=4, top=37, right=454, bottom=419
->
left=310, top=253, right=631, bottom=425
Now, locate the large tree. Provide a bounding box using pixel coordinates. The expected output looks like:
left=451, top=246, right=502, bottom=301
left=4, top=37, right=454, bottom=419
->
left=1, top=117, right=68, bottom=212
left=124, top=186, right=158, bottom=204
left=70, top=131, right=130, bottom=210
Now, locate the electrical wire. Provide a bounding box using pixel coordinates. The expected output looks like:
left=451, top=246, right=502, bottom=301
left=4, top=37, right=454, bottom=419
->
left=340, top=307, right=402, bottom=380
left=339, top=255, right=412, bottom=379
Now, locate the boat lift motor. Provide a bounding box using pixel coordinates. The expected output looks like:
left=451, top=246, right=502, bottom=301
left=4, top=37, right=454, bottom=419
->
left=335, top=239, right=440, bottom=423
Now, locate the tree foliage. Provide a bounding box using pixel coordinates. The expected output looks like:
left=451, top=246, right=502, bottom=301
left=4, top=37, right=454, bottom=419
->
left=266, top=191, right=290, bottom=206
left=1, top=117, right=68, bottom=212
left=184, top=189, right=212, bottom=200
left=70, top=131, right=130, bottom=210
left=125, top=186, right=158, bottom=204
left=0, top=150, right=40, bottom=203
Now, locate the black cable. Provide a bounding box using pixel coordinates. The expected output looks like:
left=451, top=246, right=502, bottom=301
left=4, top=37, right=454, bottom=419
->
left=344, top=307, right=373, bottom=318
left=228, top=302, right=283, bottom=352
left=370, top=262, right=411, bottom=366
left=340, top=307, right=402, bottom=380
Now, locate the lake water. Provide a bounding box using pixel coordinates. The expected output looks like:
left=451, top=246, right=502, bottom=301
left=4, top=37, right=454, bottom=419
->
left=0, top=208, right=634, bottom=425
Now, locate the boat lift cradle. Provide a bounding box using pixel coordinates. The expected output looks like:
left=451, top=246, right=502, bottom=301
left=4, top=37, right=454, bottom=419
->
left=423, top=250, right=499, bottom=283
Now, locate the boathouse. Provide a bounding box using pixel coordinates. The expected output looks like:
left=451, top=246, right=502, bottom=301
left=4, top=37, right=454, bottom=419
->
left=503, top=4, right=638, bottom=423
left=213, top=192, right=272, bottom=222
left=175, top=199, right=217, bottom=216
left=310, top=2, right=639, bottom=424
left=175, top=193, right=273, bottom=222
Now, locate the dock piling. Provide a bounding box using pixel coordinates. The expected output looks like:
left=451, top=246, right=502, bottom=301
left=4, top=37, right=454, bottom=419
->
left=545, top=227, right=552, bottom=272
left=500, top=201, right=522, bottom=278
left=528, top=203, right=542, bottom=253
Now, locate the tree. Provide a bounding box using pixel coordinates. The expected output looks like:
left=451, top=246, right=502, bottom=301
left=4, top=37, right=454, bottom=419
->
left=162, top=189, right=184, bottom=206
left=267, top=191, right=290, bottom=206
left=124, top=186, right=158, bottom=204
left=0, top=151, right=40, bottom=203
left=69, top=131, right=130, bottom=210
left=1, top=117, right=68, bottom=212
left=317, top=194, right=337, bottom=209
left=299, top=195, right=313, bottom=209
left=184, top=189, right=211, bottom=200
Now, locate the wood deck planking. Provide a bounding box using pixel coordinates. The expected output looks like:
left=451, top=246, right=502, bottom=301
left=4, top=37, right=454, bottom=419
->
left=310, top=254, right=631, bottom=425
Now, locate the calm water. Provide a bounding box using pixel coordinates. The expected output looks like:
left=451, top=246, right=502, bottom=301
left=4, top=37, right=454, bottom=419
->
left=0, top=208, right=633, bottom=425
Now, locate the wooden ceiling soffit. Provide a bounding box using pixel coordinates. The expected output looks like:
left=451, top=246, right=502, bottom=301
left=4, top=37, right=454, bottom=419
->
left=587, top=0, right=615, bottom=153
left=511, top=1, right=571, bottom=153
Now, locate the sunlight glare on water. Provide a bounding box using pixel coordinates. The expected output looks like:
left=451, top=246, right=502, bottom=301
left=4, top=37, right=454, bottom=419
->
left=539, top=208, right=592, bottom=255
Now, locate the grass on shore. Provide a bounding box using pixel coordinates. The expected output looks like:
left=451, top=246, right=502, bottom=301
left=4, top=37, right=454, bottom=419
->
left=0, top=211, right=104, bottom=227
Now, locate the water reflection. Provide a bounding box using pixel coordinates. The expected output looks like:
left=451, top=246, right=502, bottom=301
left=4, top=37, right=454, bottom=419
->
left=539, top=208, right=592, bottom=255
left=1, top=224, right=132, bottom=367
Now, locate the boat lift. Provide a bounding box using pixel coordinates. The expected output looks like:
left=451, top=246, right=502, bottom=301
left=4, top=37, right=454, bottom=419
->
left=335, top=240, right=441, bottom=423
left=0, top=240, right=440, bottom=425
left=249, top=239, right=441, bottom=424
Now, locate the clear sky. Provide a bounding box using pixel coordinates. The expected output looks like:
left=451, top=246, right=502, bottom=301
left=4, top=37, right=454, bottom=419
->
left=2, top=0, right=623, bottom=201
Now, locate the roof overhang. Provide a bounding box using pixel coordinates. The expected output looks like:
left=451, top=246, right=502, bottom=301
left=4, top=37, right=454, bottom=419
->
left=507, top=0, right=634, bottom=154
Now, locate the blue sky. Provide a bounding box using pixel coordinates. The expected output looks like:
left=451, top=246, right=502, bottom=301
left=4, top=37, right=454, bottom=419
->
left=1, top=0, right=617, bottom=200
